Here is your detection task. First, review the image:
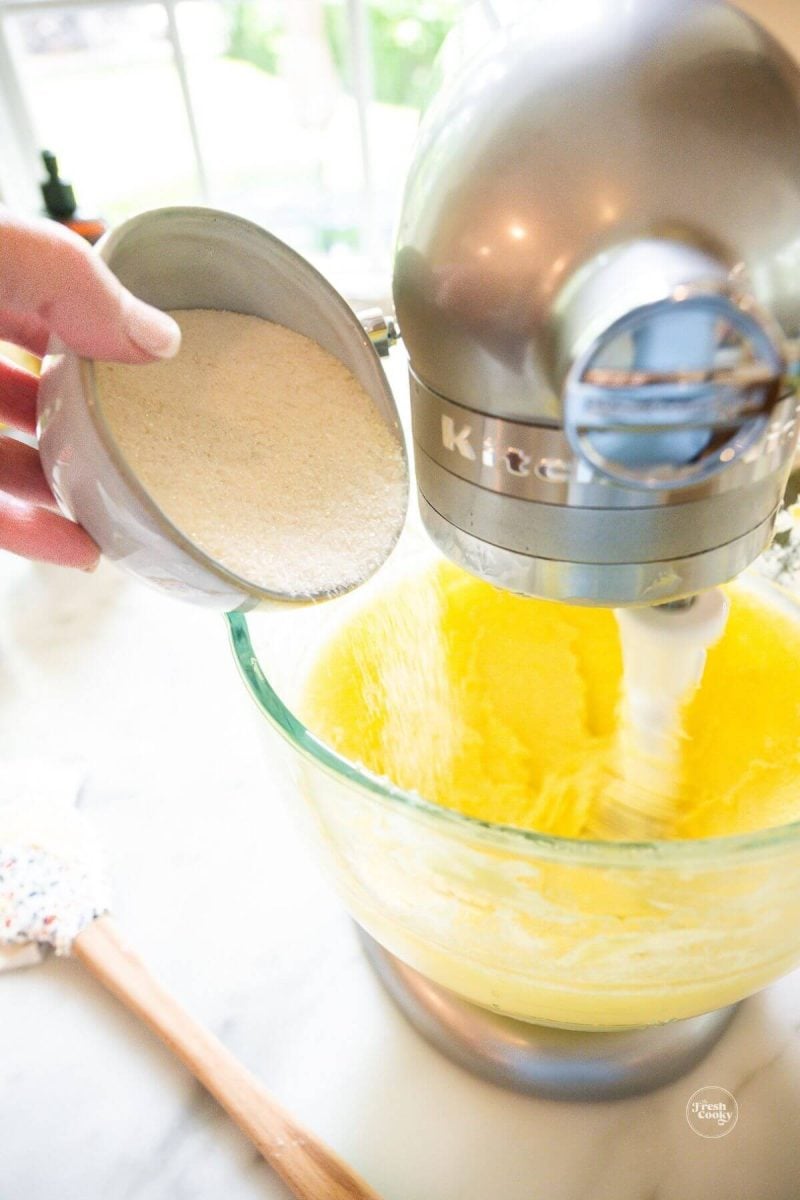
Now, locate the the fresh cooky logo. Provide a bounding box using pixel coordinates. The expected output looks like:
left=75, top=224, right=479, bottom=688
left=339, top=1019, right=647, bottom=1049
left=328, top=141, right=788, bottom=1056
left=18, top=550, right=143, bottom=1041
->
left=686, top=1086, right=739, bottom=1138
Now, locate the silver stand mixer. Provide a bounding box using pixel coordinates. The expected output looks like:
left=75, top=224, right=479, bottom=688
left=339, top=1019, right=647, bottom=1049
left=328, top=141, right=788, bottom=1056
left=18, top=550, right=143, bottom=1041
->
left=394, top=0, right=800, bottom=609
left=370, top=0, right=800, bottom=1098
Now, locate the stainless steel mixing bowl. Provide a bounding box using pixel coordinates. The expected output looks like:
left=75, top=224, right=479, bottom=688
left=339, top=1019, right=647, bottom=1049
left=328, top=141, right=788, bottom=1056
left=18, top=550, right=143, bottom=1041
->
left=37, top=206, right=407, bottom=609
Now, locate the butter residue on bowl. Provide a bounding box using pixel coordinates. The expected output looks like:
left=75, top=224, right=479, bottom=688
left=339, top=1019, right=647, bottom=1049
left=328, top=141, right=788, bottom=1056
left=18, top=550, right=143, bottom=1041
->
left=95, top=310, right=407, bottom=599
left=302, top=561, right=800, bottom=841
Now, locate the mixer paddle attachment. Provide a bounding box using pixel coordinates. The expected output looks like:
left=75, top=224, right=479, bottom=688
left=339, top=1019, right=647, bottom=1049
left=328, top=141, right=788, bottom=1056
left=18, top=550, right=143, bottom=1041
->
left=589, top=590, right=730, bottom=841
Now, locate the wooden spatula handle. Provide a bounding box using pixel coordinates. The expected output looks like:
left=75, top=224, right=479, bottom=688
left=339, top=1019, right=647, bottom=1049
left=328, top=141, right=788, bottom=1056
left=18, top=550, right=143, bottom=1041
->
left=74, top=917, right=381, bottom=1200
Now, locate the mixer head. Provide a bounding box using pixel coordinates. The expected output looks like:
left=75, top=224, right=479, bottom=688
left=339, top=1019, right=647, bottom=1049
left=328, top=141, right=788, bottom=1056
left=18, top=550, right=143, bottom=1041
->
left=393, top=0, right=800, bottom=606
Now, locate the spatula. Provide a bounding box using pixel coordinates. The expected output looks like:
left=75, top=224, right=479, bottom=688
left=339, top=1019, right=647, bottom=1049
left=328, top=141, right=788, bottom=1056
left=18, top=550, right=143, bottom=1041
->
left=0, top=783, right=381, bottom=1200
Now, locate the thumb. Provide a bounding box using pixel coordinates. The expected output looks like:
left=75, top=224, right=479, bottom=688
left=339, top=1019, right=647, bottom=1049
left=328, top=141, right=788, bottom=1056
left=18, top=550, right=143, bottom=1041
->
left=0, top=213, right=181, bottom=363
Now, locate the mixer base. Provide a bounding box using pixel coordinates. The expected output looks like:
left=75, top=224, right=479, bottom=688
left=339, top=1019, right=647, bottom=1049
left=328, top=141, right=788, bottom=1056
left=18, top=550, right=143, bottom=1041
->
left=358, top=928, right=739, bottom=1101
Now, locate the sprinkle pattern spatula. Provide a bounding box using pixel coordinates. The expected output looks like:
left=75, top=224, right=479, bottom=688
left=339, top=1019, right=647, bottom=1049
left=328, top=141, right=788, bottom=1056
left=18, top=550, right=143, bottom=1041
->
left=0, top=784, right=381, bottom=1200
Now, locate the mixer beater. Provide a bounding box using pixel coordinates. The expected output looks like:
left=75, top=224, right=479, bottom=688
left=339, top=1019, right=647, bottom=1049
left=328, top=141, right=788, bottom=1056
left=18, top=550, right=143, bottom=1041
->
left=594, top=591, right=731, bottom=841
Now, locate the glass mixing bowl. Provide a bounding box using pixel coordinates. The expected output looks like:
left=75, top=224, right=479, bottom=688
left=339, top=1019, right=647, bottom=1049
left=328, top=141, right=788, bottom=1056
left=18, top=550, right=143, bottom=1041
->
left=228, top=517, right=800, bottom=1034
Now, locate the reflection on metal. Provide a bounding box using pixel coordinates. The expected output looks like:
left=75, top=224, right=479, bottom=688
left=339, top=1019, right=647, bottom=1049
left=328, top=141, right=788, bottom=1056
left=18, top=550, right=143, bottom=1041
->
left=358, top=308, right=400, bottom=358
left=394, top=0, right=800, bottom=604
left=359, top=927, right=740, bottom=1101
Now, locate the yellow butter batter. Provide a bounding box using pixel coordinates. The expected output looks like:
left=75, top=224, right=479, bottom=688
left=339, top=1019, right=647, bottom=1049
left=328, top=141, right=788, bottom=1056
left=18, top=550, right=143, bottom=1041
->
left=302, top=562, right=800, bottom=841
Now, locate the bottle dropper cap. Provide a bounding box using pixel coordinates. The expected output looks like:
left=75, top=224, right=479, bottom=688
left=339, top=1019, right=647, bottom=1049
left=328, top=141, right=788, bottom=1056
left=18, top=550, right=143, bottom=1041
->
left=41, top=150, right=77, bottom=219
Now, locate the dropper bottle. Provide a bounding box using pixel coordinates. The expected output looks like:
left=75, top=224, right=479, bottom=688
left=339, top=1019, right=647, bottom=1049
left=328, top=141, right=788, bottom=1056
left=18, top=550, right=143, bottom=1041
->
left=40, top=150, right=107, bottom=245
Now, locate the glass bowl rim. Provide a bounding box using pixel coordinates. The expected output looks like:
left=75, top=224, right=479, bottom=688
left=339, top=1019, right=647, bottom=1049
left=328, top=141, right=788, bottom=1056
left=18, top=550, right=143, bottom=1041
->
left=228, top=610, right=800, bottom=868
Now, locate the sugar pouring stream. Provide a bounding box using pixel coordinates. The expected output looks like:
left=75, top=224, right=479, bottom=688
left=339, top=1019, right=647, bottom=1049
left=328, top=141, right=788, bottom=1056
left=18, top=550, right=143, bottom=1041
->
left=0, top=790, right=382, bottom=1200
left=589, top=591, right=731, bottom=840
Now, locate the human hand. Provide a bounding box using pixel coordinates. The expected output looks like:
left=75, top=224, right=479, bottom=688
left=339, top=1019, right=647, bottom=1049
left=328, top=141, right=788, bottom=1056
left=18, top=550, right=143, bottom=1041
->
left=0, top=212, right=181, bottom=570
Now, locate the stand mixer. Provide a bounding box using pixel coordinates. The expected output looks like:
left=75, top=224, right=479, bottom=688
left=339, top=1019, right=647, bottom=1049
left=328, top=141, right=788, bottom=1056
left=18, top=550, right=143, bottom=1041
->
left=230, top=0, right=800, bottom=1100
left=394, top=0, right=800, bottom=609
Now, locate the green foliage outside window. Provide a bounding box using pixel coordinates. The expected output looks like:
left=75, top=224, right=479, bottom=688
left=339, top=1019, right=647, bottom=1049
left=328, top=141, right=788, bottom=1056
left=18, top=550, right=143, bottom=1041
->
left=225, top=1, right=461, bottom=110
left=325, top=1, right=460, bottom=108
left=226, top=1, right=283, bottom=75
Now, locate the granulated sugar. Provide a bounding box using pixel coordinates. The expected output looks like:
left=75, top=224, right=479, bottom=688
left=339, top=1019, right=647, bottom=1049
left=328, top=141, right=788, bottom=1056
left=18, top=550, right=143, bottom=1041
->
left=95, top=309, right=408, bottom=597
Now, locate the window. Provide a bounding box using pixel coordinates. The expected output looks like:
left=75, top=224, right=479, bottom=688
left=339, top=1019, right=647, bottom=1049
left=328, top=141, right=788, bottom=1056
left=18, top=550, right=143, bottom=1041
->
left=0, top=0, right=493, bottom=304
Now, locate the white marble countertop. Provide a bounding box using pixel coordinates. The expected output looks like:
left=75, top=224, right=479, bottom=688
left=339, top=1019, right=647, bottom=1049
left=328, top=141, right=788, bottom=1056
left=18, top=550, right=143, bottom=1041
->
left=1, top=517, right=800, bottom=1198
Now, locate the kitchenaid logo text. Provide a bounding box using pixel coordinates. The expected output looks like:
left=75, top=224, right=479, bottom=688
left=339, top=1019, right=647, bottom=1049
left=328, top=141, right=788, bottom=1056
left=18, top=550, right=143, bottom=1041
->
left=442, top=415, right=476, bottom=460
left=441, top=416, right=570, bottom=482
left=686, top=1087, right=739, bottom=1138
left=441, top=405, right=797, bottom=484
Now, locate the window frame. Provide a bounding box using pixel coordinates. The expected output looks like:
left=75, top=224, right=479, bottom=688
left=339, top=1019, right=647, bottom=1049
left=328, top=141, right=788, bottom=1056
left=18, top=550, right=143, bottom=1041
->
left=0, top=0, right=380, bottom=225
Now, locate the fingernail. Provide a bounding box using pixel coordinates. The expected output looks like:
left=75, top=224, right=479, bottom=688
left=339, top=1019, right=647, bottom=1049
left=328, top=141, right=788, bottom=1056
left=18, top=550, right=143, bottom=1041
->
left=124, top=300, right=181, bottom=360
left=80, top=555, right=101, bottom=574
